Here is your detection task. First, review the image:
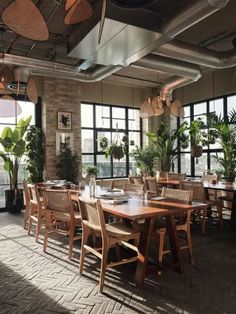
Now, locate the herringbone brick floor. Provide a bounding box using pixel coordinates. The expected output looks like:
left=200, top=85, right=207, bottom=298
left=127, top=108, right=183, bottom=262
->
left=0, top=212, right=236, bottom=314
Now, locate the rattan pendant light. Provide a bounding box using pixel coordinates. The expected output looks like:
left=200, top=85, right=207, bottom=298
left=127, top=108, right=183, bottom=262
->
left=65, top=0, right=77, bottom=11
left=2, top=0, right=49, bottom=41
left=140, top=97, right=154, bottom=118
left=151, top=96, right=164, bottom=116
left=0, top=95, right=22, bottom=117
left=170, top=99, right=185, bottom=118
left=26, top=77, right=38, bottom=104
left=64, top=0, right=93, bottom=25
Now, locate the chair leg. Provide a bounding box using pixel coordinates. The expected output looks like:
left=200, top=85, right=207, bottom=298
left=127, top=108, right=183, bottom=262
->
left=115, top=243, right=121, bottom=261
left=186, top=230, right=194, bottom=266
left=68, top=224, right=76, bottom=260
left=217, top=203, right=224, bottom=230
left=157, top=232, right=165, bottom=274
left=43, top=214, right=50, bottom=253
left=202, top=207, right=207, bottom=234
left=79, top=227, right=90, bottom=274
left=35, top=210, right=42, bottom=242
left=99, top=246, right=108, bottom=293
left=23, top=208, right=29, bottom=230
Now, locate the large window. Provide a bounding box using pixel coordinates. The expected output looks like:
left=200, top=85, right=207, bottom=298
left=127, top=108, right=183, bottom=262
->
left=81, top=103, right=142, bottom=178
left=0, top=97, right=40, bottom=208
left=179, top=94, right=236, bottom=176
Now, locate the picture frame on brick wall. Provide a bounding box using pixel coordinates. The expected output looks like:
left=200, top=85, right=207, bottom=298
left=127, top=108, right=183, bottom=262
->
left=56, top=132, right=74, bottom=155
left=58, top=111, right=72, bottom=130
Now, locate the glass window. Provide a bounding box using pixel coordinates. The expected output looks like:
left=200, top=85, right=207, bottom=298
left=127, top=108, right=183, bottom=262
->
left=81, top=104, right=93, bottom=128
left=210, top=152, right=224, bottom=173
left=81, top=103, right=142, bottom=178
left=195, top=153, right=208, bottom=176
left=180, top=153, right=191, bottom=176
left=17, top=101, right=35, bottom=125
left=96, top=105, right=110, bottom=128
left=227, top=95, right=236, bottom=113
left=81, top=130, right=94, bottom=153
left=209, top=98, right=223, bottom=117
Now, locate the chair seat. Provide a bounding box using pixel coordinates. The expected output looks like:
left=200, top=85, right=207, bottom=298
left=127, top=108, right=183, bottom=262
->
left=54, top=212, right=81, bottom=222
left=105, top=222, right=137, bottom=238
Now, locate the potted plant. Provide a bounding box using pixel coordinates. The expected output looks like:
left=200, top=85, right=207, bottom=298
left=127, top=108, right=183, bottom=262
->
left=0, top=116, right=32, bottom=212
left=130, top=145, right=157, bottom=176
left=25, top=126, right=44, bottom=183
left=57, top=147, right=79, bottom=184
left=98, top=136, right=109, bottom=150
left=83, top=165, right=99, bottom=197
left=189, top=118, right=205, bottom=157
left=207, top=110, right=236, bottom=182
left=83, top=165, right=98, bottom=178
left=146, top=121, right=188, bottom=174
left=105, top=135, right=128, bottom=160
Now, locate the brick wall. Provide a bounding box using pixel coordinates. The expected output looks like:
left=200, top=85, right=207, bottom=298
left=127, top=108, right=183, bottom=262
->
left=42, top=78, right=81, bottom=180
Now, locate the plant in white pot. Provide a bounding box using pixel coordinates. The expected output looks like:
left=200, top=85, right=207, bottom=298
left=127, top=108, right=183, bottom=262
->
left=0, top=116, right=32, bottom=212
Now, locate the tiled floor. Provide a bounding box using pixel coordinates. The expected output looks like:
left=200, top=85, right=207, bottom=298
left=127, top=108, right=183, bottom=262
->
left=0, top=212, right=236, bottom=314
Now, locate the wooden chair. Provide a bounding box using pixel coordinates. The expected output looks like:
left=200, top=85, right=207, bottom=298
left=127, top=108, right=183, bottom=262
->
left=156, top=187, right=194, bottom=269
left=113, top=178, right=129, bottom=189
left=78, top=196, right=140, bottom=293
left=99, top=179, right=113, bottom=190
left=123, top=183, right=144, bottom=194
left=27, top=183, right=45, bottom=241
left=42, top=189, right=81, bottom=259
left=168, top=173, right=186, bottom=181
left=202, top=173, right=218, bottom=201
left=129, top=176, right=143, bottom=185
left=144, top=177, right=161, bottom=196
left=181, top=181, right=223, bottom=232
left=23, top=180, right=30, bottom=230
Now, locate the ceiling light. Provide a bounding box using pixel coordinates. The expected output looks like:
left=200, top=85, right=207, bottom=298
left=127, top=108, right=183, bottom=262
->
left=0, top=66, right=14, bottom=84
left=0, top=95, right=22, bottom=117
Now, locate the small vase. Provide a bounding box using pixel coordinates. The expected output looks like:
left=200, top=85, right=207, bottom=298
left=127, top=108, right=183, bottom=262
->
left=89, top=176, right=96, bottom=198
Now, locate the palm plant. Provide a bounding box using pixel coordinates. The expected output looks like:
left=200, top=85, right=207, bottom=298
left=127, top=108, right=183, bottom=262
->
left=207, top=110, right=236, bottom=182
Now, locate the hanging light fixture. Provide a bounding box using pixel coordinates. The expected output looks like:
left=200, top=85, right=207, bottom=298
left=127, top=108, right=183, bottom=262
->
left=140, top=95, right=184, bottom=118
left=0, top=95, right=22, bottom=117
left=26, top=77, right=38, bottom=104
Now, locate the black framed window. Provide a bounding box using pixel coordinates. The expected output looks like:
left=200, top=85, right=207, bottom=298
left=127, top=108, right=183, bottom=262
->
left=81, top=102, right=142, bottom=179
left=178, top=93, right=236, bottom=176
left=0, top=96, right=41, bottom=209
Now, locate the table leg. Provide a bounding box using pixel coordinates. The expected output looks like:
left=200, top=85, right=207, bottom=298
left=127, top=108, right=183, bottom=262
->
left=165, top=214, right=184, bottom=274
left=134, top=217, right=155, bottom=287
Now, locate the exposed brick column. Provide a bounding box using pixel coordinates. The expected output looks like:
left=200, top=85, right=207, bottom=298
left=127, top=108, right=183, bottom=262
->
left=42, top=78, right=81, bottom=180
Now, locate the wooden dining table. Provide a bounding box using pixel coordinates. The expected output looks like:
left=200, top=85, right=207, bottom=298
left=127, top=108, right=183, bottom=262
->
left=204, top=181, right=236, bottom=230
left=74, top=188, right=207, bottom=287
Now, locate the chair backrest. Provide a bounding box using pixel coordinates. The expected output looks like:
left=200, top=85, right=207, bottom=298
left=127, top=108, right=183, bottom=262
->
left=161, top=187, right=192, bottom=202
left=99, top=179, right=113, bottom=189
left=27, top=183, right=41, bottom=205
left=78, top=196, right=105, bottom=233
left=202, top=173, right=218, bottom=182
left=144, top=177, right=158, bottom=193
left=129, top=176, right=143, bottom=185
left=43, top=189, right=73, bottom=216
left=181, top=181, right=205, bottom=202
left=113, top=178, right=129, bottom=189
left=123, top=183, right=144, bottom=194
left=168, top=173, right=186, bottom=181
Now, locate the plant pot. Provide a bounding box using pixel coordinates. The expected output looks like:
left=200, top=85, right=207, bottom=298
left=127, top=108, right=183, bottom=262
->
left=112, top=146, right=125, bottom=160
left=5, top=189, right=24, bottom=213
left=191, top=145, right=203, bottom=158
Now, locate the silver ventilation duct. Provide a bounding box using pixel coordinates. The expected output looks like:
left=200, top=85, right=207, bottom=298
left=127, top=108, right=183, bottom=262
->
left=154, top=39, right=236, bottom=69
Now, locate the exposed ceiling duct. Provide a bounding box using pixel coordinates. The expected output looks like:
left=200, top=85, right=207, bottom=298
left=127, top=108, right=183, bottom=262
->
left=154, top=39, right=236, bottom=69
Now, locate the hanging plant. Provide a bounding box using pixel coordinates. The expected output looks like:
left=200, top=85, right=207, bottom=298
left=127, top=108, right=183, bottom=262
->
left=98, top=136, right=109, bottom=150
left=105, top=134, right=128, bottom=160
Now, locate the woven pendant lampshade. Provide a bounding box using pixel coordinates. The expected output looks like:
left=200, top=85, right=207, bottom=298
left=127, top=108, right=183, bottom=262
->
left=170, top=99, right=185, bottom=118
left=26, top=77, right=38, bottom=104
left=65, top=0, right=77, bottom=11
left=64, top=0, right=93, bottom=25
left=140, top=97, right=154, bottom=118
left=0, top=95, right=22, bottom=117
left=2, top=0, right=49, bottom=41
left=151, top=96, right=164, bottom=116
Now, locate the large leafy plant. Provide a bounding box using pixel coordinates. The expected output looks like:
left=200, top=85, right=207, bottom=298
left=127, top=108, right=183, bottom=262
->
left=147, top=121, right=188, bottom=172
left=207, top=110, right=236, bottom=182
left=0, top=116, right=32, bottom=189
left=57, top=147, right=79, bottom=184
left=130, top=145, right=157, bottom=176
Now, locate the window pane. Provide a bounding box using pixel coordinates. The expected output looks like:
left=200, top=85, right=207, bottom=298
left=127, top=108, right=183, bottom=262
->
left=194, top=102, right=206, bottom=123
left=96, top=105, right=110, bottom=128
left=81, top=104, right=93, bottom=128
left=129, top=158, right=138, bottom=176
left=194, top=153, right=208, bottom=176
left=128, top=109, right=140, bottom=130
left=82, top=155, right=94, bottom=169
left=97, top=155, right=111, bottom=178
left=129, top=131, right=140, bottom=152
left=113, top=156, right=127, bottom=177
left=82, top=130, right=94, bottom=153
left=210, top=152, right=224, bottom=173
left=227, top=95, right=236, bottom=113
left=17, top=101, right=35, bottom=125
left=97, top=131, right=111, bottom=152
left=0, top=161, right=9, bottom=185
left=209, top=98, right=223, bottom=117
left=180, top=153, right=191, bottom=176
left=112, top=107, right=125, bottom=129
left=18, top=155, right=27, bottom=184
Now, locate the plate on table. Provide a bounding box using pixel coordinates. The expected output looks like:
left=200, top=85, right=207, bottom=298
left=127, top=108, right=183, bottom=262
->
left=150, top=196, right=166, bottom=201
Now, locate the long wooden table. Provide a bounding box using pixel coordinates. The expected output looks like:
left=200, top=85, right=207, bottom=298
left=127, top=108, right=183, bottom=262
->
left=204, top=181, right=236, bottom=230
left=75, top=189, right=207, bottom=288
